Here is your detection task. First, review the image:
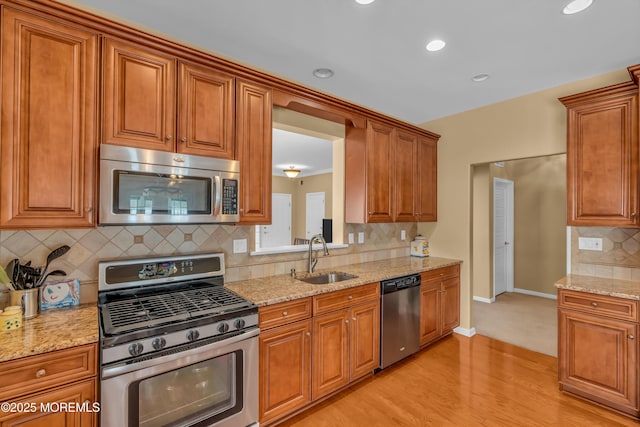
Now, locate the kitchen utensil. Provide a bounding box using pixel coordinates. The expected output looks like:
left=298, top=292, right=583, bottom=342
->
left=38, top=269, right=67, bottom=285
left=36, top=245, right=70, bottom=287
left=6, top=259, right=18, bottom=290
left=0, top=266, right=11, bottom=286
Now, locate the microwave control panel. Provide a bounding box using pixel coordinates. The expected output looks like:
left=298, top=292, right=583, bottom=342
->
left=222, top=179, right=238, bottom=215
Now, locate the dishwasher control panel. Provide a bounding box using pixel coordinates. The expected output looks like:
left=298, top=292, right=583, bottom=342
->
left=381, top=274, right=421, bottom=294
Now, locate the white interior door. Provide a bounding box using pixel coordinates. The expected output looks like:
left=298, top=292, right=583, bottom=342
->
left=261, top=193, right=291, bottom=247
left=493, top=178, right=514, bottom=296
left=305, top=192, right=325, bottom=239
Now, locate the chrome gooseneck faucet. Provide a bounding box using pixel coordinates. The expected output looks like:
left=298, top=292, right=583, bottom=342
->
left=308, top=234, right=329, bottom=273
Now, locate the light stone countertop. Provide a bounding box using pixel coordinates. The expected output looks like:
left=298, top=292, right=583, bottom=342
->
left=226, top=256, right=462, bottom=307
left=555, top=274, right=640, bottom=300
left=0, top=304, right=98, bottom=363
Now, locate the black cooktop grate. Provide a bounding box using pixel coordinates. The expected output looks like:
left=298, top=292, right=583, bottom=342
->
left=101, top=285, right=253, bottom=335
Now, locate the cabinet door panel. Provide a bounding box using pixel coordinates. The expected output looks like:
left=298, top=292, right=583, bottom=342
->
left=0, top=8, right=98, bottom=228
left=559, top=309, right=638, bottom=414
left=349, top=300, right=380, bottom=380
left=366, top=121, right=394, bottom=222
left=178, top=62, right=234, bottom=158
left=103, top=38, right=176, bottom=151
left=441, top=276, right=460, bottom=334
left=420, top=282, right=440, bottom=346
left=417, top=136, right=437, bottom=221
left=312, top=310, right=349, bottom=400
left=394, top=131, right=417, bottom=222
left=259, top=320, right=311, bottom=424
left=236, top=79, right=272, bottom=224
left=565, top=89, right=638, bottom=226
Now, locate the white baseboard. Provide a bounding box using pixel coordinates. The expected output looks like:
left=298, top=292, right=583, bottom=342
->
left=513, top=288, right=557, bottom=300
left=453, top=326, right=476, bottom=337
left=473, top=296, right=495, bottom=303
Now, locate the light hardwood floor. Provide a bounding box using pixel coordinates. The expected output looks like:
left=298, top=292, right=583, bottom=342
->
left=279, top=334, right=637, bottom=427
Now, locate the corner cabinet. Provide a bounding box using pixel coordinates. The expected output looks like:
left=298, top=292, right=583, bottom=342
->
left=0, top=7, right=98, bottom=228
left=236, top=79, right=272, bottom=224
left=419, top=265, right=460, bottom=347
left=103, top=38, right=235, bottom=159
left=558, top=289, right=639, bottom=417
left=560, top=82, right=639, bottom=227
left=345, top=120, right=438, bottom=223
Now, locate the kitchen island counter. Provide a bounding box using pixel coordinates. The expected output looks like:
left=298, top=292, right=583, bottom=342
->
left=226, top=256, right=462, bottom=306
left=556, top=274, right=640, bottom=300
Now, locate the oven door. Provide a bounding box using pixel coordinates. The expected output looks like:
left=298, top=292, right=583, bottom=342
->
left=101, top=329, right=258, bottom=427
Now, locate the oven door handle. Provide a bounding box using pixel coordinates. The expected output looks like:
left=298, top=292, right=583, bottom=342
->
left=102, top=328, right=259, bottom=379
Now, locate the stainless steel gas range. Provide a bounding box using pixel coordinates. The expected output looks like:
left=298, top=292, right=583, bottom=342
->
left=97, top=252, right=258, bottom=427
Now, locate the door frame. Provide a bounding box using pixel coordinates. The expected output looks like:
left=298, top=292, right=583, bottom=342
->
left=493, top=178, right=514, bottom=297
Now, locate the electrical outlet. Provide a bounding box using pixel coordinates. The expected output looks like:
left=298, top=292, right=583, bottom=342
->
left=578, top=237, right=603, bottom=251
left=233, top=239, right=247, bottom=254
left=401, top=230, right=406, bottom=241
left=348, top=233, right=354, bottom=244
left=358, top=232, right=365, bottom=244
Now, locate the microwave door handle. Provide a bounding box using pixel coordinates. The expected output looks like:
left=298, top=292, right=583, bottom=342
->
left=214, top=175, right=222, bottom=216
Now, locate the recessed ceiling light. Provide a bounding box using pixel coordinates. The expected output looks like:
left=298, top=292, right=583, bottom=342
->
left=562, top=0, right=593, bottom=15
left=472, top=73, right=490, bottom=82
left=355, top=0, right=375, bottom=4
left=426, top=39, right=446, bottom=52
left=313, top=68, right=334, bottom=79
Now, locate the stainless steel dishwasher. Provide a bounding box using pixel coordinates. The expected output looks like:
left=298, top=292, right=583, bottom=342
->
left=379, top=273, right=421, bottom=369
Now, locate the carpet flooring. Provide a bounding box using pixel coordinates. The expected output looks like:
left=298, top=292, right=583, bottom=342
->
left=472, top=292, right=557, bottom=357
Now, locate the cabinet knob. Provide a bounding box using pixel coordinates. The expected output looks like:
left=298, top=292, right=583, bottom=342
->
left=632, top=213, right=637, bottom=218
left=35, top=368, right=47, bottom=378
left=180, top=137, right=187, bottom=143
left=629, top=335, right=636, bottom=340
left=345, top=319, right=349, bottom=324
left=282, top=311, right=288, bottom=316
left=348, top=295, right=353, bottom=300
left=352, top=317, right=356, bottom=321
left=306, top=332, right=311, bottom=337
left=85, top=206, right=93, bottom=212
left=591, top=302, right=598, bottom=307
left=166, top=134, right=173, bottom=140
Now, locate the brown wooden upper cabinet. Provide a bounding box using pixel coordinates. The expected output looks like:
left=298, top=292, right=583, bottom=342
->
left=236, top=79, right=273, bottom=224
left=561, top=83, right=639, bottom=227
left=0, top=7, right=98, bottom=228
left=345, top=120, right=438, bottom=223
left=103, top=38, right=235, bottom=159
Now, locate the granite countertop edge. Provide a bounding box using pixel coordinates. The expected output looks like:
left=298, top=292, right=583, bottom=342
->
left=555, top=274, right=640, bottom=300
left=0, top=304, right=98, bottom=363
left=226, top=256, right=463, bottom=307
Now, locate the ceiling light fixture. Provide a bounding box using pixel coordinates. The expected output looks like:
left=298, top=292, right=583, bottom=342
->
left=313, top=68, right=334, bottom=79
left=355, top=0, right=375, bottom=4
left=562, top=0, right=593, bottom=15
left=472, top=73, right=490, bottom=82
left=283, top=166, right=301, bottom=178
left=426, top=39, right=446, bottom=52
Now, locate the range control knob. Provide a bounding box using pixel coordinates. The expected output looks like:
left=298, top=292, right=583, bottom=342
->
left=187, top=330, right=200, bottom=342
left=234, top=319, right=246, bottom=329
left=218, top=323, right=230, bottom=333
left=128, top=343, right=144, bottom=356
left=152, top=337, right=167, bottom=350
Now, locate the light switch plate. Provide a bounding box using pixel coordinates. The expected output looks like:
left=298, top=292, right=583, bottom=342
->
left=348, top=233, right=354, bottom=244
left=401, top=230, right=406, bottom=241
left=358, top=232, right=365, bottom=244
left=578, top=237, right=603, bottom=251
left=233, top=239, right=247, bottom=253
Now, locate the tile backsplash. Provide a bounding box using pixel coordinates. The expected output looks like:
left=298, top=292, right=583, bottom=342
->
left=0, top=223, right=417, bottom=303
left=571, top=226, right=640, bottom=280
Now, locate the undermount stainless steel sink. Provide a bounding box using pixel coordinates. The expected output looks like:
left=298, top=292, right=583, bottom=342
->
left=297, top=271, right=358, bottom=285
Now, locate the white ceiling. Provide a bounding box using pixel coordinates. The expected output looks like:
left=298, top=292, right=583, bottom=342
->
left=65, top=0, right=640, bottom=124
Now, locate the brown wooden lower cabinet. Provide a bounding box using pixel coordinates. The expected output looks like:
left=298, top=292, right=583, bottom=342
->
left=0, top=344, right=98, bottom=427
left=259, top=285, right=380, bottom=425
left=419, top=265, right=460, bottom=347
left=558, top=289, right=639, bottom=418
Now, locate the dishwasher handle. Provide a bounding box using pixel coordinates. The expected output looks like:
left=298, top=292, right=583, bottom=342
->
left=380, top=274, right=421, bottom=295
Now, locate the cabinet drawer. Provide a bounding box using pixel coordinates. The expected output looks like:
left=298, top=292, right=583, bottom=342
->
left=421, top=264, right=460, bottom=283
left=313, top=283, right=379, bottom=316
left=0, top=343, right=97, bottom=401
left=559, top=290, right=638, bottom=322
left=259, top=298, right=312, bottom=330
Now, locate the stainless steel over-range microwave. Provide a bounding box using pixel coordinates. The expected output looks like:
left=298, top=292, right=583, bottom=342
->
left=99, top=144, right=240, bottom=225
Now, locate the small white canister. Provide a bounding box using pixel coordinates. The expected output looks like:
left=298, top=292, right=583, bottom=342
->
left=410, top=235, right=430, bottom=257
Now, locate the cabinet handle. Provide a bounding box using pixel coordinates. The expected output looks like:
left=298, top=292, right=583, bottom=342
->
left=180, top=137, right=187, bottom=143
left=282, top=311, right=288, bottom=316
left=85, top=207, right=93, bottom=212
left=632, top=213, right=637, bottom=218
left=306, top=332, right=311, bottom=337
left=166, top=135, right=173, bottom=141
left=629, top=335, right=635, bottom=340
left=348, top=295, right=353, bottom=300
left=591, top=302, right=598, bottom=307
left=352, top=317, right=356, bottom=321
left=345, top=319, right=349, bottom=324
left=35, top=369, right=47, bottom=378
